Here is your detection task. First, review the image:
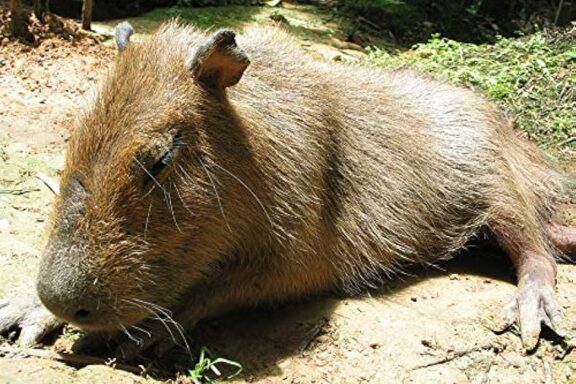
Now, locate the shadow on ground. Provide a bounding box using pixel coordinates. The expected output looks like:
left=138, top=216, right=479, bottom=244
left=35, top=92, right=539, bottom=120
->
left=141, top=245, right=519, bottom=381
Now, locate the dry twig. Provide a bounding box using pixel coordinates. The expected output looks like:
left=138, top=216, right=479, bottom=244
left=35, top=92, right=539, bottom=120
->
left=410, top=340, right=504, bottom=370
left=35, top=172, right=60, bottom=195
left=0, top=188, right=40, bottom=195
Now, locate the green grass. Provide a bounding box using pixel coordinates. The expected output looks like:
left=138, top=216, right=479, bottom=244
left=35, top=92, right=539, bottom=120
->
left=143, top=5, right=265, bottom=31
left=92, top=5, right=266, bottom=39
left=184, top=347, right=242, bottom=384
left=94, top=4, right=346, bottom=45
left=368, top=32, right=576, bottom=156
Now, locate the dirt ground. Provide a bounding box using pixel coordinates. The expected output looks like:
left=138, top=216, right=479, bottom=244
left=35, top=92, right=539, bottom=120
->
left=1, top=11, right=576, bottom=384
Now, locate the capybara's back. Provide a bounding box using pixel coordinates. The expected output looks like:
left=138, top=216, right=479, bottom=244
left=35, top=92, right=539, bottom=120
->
left=2, top=21, right=571, bottom=354
left=230, top=27, right=563, bottom=289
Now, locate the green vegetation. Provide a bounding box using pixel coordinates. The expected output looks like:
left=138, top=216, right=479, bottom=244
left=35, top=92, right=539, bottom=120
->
left=147, top=5, right=264, bottom=30
left=185, top=347, right=242, bottom=384
left=368, top=32, right=576, bottom=155
left=94, top=5, right=266, bottom=38
left=95, top=4, right=345, bottom=44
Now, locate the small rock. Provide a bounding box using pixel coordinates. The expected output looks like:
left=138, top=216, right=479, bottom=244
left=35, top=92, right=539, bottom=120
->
left=421, top=338, right=433, bottom=348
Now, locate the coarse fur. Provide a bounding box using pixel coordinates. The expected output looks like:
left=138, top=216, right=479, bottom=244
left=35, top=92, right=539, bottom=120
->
left=36, top=22, right=565, bottom=333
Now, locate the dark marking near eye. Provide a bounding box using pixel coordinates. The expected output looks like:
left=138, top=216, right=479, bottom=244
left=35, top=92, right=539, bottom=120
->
left=144, top=131, right=182, bottom=186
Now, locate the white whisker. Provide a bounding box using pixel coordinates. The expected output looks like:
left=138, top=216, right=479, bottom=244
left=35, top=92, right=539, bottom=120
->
left=134, top=159, right=166, bottom=194
left=165, top=186, right=181, bottom=232
left=123, top=298, right=193, bottom=362
left=144, top=201, right=153, bottom=239
left=210, top=161, right=273, bottom=227
left=173, top=182, right=195, bottom=218
left=130, top=324, right=152, bottom=338
left=198, top=156, right=231, bottom=232
left=120, top=324, right=143, bottom=346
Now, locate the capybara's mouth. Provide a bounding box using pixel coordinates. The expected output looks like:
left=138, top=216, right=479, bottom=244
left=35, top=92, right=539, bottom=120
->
left=65, top=309, right=149, bottom=332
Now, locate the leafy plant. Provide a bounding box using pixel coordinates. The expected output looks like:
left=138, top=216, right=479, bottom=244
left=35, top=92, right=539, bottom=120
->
left=368, top=32, right=576, bottom=156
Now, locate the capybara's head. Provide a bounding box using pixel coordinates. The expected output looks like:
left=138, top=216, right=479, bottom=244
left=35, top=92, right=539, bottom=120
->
left=36, top=22, right=256, bottom=330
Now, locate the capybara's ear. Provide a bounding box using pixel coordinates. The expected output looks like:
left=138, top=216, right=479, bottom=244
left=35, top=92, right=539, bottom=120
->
left=189, top=30, right=250, bottom=90
left=115, top=22, right=134, bottom=53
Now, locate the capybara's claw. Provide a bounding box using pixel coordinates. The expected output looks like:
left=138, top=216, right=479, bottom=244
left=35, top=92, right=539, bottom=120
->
left=496, top=282, right=564, bottom=351
left=0, top=293, right=63, bottom=347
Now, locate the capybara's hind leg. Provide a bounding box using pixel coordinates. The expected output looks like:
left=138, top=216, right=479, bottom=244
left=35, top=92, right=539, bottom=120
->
left=549, top=223, right=576, bottom=258
left=491, top=223, right=563, bottom=351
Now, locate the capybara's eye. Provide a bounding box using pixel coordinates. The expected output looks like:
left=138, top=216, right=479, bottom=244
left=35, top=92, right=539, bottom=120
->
left=143, top=131, right=182, bottom=187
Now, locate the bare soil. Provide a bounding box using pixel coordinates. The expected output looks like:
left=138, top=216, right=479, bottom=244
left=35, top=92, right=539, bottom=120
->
left=1, top=8, right=575, bottom=384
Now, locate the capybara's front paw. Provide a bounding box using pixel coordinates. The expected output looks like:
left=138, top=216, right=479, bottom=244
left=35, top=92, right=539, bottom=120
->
left=494, top=281, right=564, bottom=351
left=0, top=292, right=64, bottom=347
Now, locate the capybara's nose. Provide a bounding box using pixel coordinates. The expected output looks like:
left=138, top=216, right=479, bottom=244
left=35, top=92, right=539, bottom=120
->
left=73, top=308, right=93, bottom=324
left=36, top=274, right=99, bottom=326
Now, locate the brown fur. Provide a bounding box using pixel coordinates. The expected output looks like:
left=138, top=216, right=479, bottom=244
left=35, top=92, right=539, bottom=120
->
left=37, top=22, right=565, bottom=332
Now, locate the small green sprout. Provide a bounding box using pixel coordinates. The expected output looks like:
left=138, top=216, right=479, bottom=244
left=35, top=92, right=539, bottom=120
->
left=187, top=347, right=243, bottom=384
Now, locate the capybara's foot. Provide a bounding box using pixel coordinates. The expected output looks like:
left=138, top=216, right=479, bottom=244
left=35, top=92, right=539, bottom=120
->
left=549, top=223, right=576, bottom=258
left=0, top=292, right=64, bottom=347
left=494, top=278, right=563, bottom=351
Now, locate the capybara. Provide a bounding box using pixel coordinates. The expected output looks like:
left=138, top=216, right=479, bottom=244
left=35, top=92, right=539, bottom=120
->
left=1, top=21, right=575, bottom=356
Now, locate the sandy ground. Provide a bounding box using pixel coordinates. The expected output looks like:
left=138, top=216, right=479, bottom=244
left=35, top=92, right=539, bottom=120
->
left=1, top=21, right=576, bottom=384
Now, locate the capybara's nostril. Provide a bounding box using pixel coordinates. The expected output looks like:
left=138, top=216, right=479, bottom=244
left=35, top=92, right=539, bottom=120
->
left=74, top=309, right=91, bottom=323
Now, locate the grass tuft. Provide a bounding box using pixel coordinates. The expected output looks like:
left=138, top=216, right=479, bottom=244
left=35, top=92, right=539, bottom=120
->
left=185, top=347, right=242, bottom=384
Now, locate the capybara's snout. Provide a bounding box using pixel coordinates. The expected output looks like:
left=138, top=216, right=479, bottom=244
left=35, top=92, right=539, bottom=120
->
left=36, top=254, right=104, bottom=328
left=36, top=235, right=150, bottom=331
left=37, top=280, right=98, bottom=327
